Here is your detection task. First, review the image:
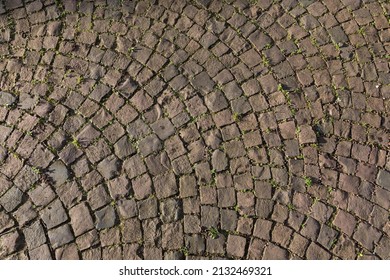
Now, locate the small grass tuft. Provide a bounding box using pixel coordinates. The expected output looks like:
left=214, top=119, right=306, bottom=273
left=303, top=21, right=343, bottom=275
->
left=303, top=176, right=312, bottom=187
left=31, top=166, right=41, bottom=174
left=71, top=137, right=81, bottom=148
left=232, top=112, right=241, bottom=122
left=180, top=246, right=189, bottom=256
left=208, top=227, right=219, bottom=239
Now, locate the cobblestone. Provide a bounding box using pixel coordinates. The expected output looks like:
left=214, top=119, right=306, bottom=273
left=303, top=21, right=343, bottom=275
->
left=0, top=0, right=388, bottom=260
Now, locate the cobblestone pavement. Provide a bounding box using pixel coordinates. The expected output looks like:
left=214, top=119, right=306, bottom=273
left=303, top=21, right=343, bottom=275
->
left=0, top=0, right=389, bottom=260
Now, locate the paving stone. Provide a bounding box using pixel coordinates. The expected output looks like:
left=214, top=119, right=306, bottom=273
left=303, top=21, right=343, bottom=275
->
left=263, top=243, right=289, bottom=260
left=56, top=181, right=82, bottom=209
left=191, top=72, right=215, bottom=95
left=107, top=175, right=129, bottom=200
left=117, top=199, right=138, bottom=220
left=87, top=185, right=111, bottom=211
left=205, top=91, right=228, bottom=112
left=201, top=205, right=219, bottom=228
left=153, top=172, right=178, bottom=199
left=376, top=236, right=390, bottom=260
left=299, top=125, right=317, bottom=144
left=138, top=134, right=162, bottom=156
left=353, top=223, right=382, bottom=251
left=143, top=247, right=162, bottom=260
left=333, top=235, right=356, bottom=260
left=289, top=233, right=310, bottom=258
left=179, top=175, right=197, bottom=198
left=47, top=161, right=68, bottom=188
left=333, top=210, right=356, bottom=236
left=29, top=145, right=55, bottom=169
left=145, top=153, right=170, bottom=176
left=185, top=234, right=206, bottom=255
left=142, top=217, right=161, bottom=246
left=48, top=224, right=74, bottom=249
left=13, top=201, right=37, bottom=228
left=129, top=174, right=151, bottom=200
left=301, top=217, right=320, bottom=241
left=150, top=118, right=175, bottom=140
left=0, top=186, right=23, bottom=212
left=183, top=214, right=201, bottom=234
left=123, top=155, right=146, bottom=179
left=40, top=199, right=68, bottom=229
left=249, top=30, right=272, bottom=51
left=114, top=136, right=136, bottom=159
left=160, top=199, right=182, bottom=223
left=138, top=197, right=158, bottom=220
left=317, top=225, right=338, bottom=250
left=97, top=155, right=120, bottom=180
left=0, top=230, right=24, bottom=258
left=122, top=218, right=142, bottom=243
left=69, top=202, right=94, bottom=237
left=76, top=125, right=101, bottom=148
left=247, top=237, right=266, bottom=259
left=76, top=229, right=99, bottom=251
left=195, top=161, right=212, bottom=185
left=29, top=244, right=52, bottom=260
left=227, top=235, right=246, bottom=258
left=165, top=135, right=186, bottom=160
left=59, top=144, right=83, bottom=165
left=253, top=219, right=273, bottom=240
left=0, top=211, right=14, bottom=234
left=0, top=91, right=17, bottom=106
left=306, top=242, right=331, bottom=260
left=55, top=243, right=80, bottom=260
left=95, top=205, right=116, bottom=230
left=23, top=221, right=46, bottom=250
left=162, top=222, right=183, bottom=250
left=376, top=169, right=390, bottom=190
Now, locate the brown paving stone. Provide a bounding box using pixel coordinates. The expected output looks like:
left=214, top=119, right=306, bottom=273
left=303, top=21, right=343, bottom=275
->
left=0, top=0, right=388, bottom=260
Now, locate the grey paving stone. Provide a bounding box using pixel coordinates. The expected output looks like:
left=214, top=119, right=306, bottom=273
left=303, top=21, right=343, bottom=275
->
left=0, top=186, right=23, bottom=212
left=97, top=155, right=120, bottom=180
left=69, top=202, right=94, bottom=237
left=47, top=161, right=69, bottom=188
left=150, top=118, right=175, bottom=140
left=137, top=198, right=158, bottom=220
left=23, top=221, right=46, bottom=250
left=0, top=230, right=24, bottom=258
left=40, top=199, right=68, bottom=230
left=29, top=244, right=53, bottom=260
left=153, top=172, right=178, bottom=199
left=0, top=211, right=14, bottom=234
left=376, top=169, right=390, bottom=190
left=95, top=205, right=116, bottom=230
left=48, top=224, right=74, bottom=249
left=0, top=92, right=16, bottom=106
left=160, top=199, right=182, bottom=223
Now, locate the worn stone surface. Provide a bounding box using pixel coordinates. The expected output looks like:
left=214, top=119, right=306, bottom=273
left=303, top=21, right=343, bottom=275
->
left=0, top=0, right=388, bottom=260
left=0, top=92, right=16, bottom=106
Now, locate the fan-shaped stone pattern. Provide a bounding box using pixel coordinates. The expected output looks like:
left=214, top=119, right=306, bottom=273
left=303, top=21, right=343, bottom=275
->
left=0, top=0, right=389, bottom=260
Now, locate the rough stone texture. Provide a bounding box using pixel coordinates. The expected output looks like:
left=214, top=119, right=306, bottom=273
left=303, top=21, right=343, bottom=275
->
left=95, top=206, right=116, bottom=230
left=47, top=161, right=69, bottom=187
left=69, top=202, right=94, bottom=237
left=0, top=0, right=388, bottom=260
left=226, top=235, right=247, bottom=258
left=376, top=170, right=390, bottom=190
left=40, top=199, right=68, bottom=230
left=23, top=221, right=46, bottom=250
left=0, top=92, right=16, bottom=106
left=0, top=187, right=23, bottom=212
left=48, top=224, right=74, bottom=249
